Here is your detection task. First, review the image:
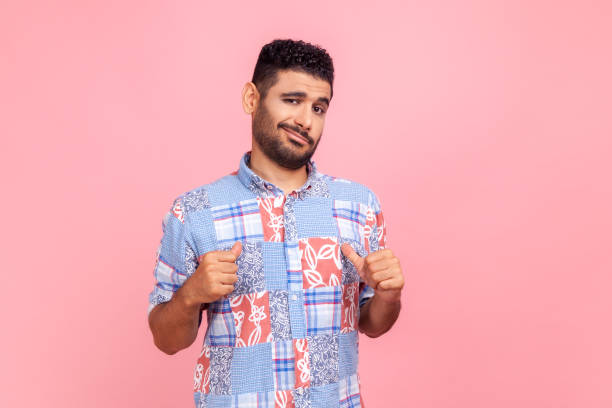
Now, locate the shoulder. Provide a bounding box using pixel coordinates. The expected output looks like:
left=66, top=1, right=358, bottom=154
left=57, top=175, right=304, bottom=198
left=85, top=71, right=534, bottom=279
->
left=317, top=172, right=382, bottom=212
left=167, top=172, right=253, bottom=223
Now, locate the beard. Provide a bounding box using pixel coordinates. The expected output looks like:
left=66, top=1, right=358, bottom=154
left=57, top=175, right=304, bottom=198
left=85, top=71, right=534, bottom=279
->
left=252, top=103, right=321, bottom=170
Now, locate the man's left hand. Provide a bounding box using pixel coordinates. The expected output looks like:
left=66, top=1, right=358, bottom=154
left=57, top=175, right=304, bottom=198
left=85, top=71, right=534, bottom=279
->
left=341, top=243, right=404, bottom=303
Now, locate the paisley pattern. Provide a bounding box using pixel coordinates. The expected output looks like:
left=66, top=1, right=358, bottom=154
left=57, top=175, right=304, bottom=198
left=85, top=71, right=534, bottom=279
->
left=299, top=175, right=330, bottom=199
left=308, top=334, right=339, bottom=386
left=283, top=196, right=298, bottom=242
left=339, top=238, right=365, bottom=285
left=150, top=293, right=171, bottom=307
left=183, top=188, right=210, bottom=214
left=208, top=346, right=232, bottom=395
left=247, top=173, right=277, bottom=198
left=292, top=387, right=311, bottom=408
left=364, top=204, right=377, bottom=253
left=233, top=241, right=265, bottom=295
left=269, top=290, right=291, bottom=341
left=185, top=244, right=197, bottom=276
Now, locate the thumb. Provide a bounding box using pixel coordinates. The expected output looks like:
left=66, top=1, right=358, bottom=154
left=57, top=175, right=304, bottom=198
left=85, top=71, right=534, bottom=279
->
left=230, top=241, right=242, bottom=260
left=341, top=243, right=365, bottom=276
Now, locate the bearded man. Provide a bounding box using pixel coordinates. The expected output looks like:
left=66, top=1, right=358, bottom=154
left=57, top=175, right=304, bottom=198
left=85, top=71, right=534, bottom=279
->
left=148, top=39, right=404, bottom=408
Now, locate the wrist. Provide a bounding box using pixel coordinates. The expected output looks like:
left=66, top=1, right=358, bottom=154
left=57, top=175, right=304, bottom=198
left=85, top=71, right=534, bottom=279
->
left=175, top=285, right=201, bottom=312
left=374, top=289, right=402, bottom=305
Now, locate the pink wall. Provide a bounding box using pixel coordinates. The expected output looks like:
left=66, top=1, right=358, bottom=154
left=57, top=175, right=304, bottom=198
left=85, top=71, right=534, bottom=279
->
left=2, top=1, right=611, bottom=407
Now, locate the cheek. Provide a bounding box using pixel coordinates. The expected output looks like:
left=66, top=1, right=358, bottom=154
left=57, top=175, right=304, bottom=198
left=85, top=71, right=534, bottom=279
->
left=312, top=119, right=325, bottom=138
left=267, top=102, right=291, bottom=121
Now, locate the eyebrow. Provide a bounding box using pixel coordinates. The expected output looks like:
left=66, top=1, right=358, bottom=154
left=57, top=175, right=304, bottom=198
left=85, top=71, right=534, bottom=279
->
left=280, top=92, right=330, bottom=107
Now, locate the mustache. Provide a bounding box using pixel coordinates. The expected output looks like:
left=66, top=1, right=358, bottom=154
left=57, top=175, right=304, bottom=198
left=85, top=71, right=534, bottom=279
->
left=279, top=124, right=314, bottom=144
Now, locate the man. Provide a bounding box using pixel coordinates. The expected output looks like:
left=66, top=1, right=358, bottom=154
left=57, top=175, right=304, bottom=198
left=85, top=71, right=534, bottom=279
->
left=148, top=39, right=404, bottom=408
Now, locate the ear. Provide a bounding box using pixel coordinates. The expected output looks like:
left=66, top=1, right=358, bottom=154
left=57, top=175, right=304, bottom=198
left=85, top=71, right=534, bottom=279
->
left=241, top=82, right=260, bottom=115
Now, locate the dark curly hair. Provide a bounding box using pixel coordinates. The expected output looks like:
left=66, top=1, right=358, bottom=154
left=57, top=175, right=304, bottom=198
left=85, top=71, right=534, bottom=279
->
left=251, top=39, right=335, bottom=100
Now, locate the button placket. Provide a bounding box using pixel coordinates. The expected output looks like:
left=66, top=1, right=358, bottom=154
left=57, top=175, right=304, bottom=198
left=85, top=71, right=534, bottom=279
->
left=283, top=193, right=306, bottom=338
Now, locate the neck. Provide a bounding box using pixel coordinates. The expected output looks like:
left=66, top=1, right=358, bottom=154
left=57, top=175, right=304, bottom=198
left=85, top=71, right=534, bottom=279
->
left=249, top=146, right=308, bottom=195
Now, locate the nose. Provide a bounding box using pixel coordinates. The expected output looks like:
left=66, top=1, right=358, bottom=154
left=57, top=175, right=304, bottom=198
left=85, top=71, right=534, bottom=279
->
left=294, top=104, right=313, bottom=131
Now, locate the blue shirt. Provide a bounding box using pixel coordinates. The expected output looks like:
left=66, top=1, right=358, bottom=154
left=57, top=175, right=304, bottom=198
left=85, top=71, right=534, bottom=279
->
left=149, top=152, right=387, bottom=408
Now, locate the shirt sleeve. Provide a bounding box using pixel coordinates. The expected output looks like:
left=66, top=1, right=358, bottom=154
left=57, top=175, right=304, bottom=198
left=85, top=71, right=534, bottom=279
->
left=358, top=191, right=388, bottom=307
left=147, top=196, right=198, bottom=316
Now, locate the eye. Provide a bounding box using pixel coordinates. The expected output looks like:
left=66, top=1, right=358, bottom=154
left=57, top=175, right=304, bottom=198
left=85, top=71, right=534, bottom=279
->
left=284, top=99, right=299, bottom=104
left=313, top=106, right=326, bottom=114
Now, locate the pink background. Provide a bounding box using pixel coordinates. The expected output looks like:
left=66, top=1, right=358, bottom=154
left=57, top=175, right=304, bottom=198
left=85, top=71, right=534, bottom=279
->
left=2, top=1, right=611, bottom=407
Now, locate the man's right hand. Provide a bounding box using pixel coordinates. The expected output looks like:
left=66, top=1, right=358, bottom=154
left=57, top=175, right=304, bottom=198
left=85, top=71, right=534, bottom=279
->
left=177, top=241, right=242, bottom=308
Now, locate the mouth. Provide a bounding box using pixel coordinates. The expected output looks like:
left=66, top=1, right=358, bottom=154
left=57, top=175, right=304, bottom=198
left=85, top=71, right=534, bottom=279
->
left=281, top=126, right=311, bottom=146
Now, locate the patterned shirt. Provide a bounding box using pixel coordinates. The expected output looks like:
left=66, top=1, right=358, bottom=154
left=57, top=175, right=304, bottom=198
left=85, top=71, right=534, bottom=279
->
left=148, top=152, right=387, bottom=408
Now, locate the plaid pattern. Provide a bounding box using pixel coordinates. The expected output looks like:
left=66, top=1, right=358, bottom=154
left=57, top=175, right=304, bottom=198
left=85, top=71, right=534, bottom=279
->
left=212, top=199, right=264, bottom=244
left=149, top=152, right=387, bottom=407
left=285, top=242, right=303, bottom=291
left=333, top=200, right=368, bottom=244
left=201, top=390, right=293, bottom=408
left=153, top=256, right=185, bottom=292
left=271, top=340, right=295, bottom=390
left=231, top=392, right=272, bottom=408
left=338, top=374, right=361, bottom=408
left=207, top=299, right=236, bottom=347
left=304, top=286, right=342, bottom=336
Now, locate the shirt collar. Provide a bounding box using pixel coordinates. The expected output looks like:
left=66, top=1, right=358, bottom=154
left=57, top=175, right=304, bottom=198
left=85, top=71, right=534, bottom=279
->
left=237, top=151, right=320, bottom=197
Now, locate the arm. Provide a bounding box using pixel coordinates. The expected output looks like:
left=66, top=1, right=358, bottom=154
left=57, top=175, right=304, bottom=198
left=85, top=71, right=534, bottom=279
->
left=148, top=242, right=242, bottom=355
left=148, top=289, right=203, bottom=355
left=358, top=290, right=401, bottom=338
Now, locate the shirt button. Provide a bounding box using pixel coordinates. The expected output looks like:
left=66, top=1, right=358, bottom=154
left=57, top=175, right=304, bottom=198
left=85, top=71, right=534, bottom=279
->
left=291, top=294, right=298, bottom=301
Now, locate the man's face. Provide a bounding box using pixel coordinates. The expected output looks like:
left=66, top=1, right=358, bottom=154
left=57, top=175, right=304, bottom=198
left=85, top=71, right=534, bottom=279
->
left=252, top=70, right=331, bottom=169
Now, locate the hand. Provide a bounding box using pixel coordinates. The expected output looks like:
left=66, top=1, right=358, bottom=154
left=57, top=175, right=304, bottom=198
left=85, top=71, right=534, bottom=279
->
left=341, top=243, right=404, bottom=303
left=178, top=241, right=242, bottom=307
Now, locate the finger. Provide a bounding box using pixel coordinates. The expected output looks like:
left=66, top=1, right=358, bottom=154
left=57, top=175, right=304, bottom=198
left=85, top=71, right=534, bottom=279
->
left=370, top=269, right=397, bottom=285
left=218, top=273, right=238, bottom=285
left=341, top=243, right=364, bottom=272
left=216, top=262, right=239, bottom=274
left=230, top=241, right=242, bottom=259
left=219, top=283, right=235, bottom=296
left=215, top=249, right=239, bottom=262
left=365, top=248, right=395, bottom=263
left=366, top=257, right=398, bottom=273
left=377, top=277, right=404, bottom=291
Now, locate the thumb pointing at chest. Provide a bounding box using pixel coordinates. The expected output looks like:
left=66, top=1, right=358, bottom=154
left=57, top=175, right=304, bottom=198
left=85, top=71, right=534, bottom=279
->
left=230, top=241, right=243, bottom=260
left=341, top=243, right=365, bottom=279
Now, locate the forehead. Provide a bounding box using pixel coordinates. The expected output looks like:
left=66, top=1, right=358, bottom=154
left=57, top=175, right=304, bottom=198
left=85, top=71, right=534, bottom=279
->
left=268, top=70, right=331, bottom=99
